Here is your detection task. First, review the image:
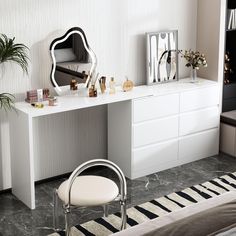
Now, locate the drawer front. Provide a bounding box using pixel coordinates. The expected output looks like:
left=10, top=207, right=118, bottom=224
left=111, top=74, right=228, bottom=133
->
left=133, top=93, right=179, bottom=123
left=180, top=86, right=219, bottom=112
left=133, top=116, right=178, bottom=147
left=132, top=139, right=178, bottom=177
left=179, top=128, right=219, bottom=161
left=179, top=106, right=219, bottom=136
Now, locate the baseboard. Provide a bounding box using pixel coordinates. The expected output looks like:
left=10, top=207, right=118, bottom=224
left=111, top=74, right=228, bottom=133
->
left=35, top=172, right=72, bottom=185
left=0, top=188, right=11, bottom=194
left=0, top=166, right=106, bottom=193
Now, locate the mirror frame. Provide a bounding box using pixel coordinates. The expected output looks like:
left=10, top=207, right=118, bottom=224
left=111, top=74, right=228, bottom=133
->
left=49, top=27, right=97, bottom=95
left=146, top=30, right=178, bottom=85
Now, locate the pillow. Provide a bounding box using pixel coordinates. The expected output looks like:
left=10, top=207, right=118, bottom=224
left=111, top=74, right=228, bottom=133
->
left=54, top=48, right=77, bottom=63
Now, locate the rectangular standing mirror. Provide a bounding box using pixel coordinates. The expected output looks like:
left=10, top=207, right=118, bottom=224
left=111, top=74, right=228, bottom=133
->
left=146, top=30, right=178, bottom=85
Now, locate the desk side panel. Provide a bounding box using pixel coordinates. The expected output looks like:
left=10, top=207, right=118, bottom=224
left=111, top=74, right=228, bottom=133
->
left=108, top=101, right=132, bottom=178
left=10, top=111, right=35, bottom=209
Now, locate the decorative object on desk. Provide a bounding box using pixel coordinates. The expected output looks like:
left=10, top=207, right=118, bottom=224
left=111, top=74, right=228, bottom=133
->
left=0, top=34, right=29, bottom=111
left=25, top=88, right=49, bottom=103
left=109, top=77, right=116, bottom=94
left=179, top=49, right=207, bottom=83
left=89, top=85, right=97, bottom=97
left=190, top=67, right=197, bottom=83
left=122, top=77, right=134, bottom=92
left=146, top=30, right=178, bottom=85
left=31, top=103, right=44, bottom=108
left=48, top=96, right=57, bottom=106
left=50, top=27, right=97, bottom=96
left=224, top=52, right=233, bottom=84
left=227, top=8, right=236, bottom=30
left=37, top=89, right=43, bottom=102
left=70, top=79, right=78, bottom=91
left=99, top=76, right=106, bottom=93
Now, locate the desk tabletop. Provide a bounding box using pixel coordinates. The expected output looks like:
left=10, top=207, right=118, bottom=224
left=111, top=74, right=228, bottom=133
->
left=14, top=78, right=219, bottom=118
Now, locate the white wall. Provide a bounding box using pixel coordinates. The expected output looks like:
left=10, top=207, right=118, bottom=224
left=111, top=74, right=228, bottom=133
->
left=124, top=0, right=198, bottom=85
left=197, top=0, right=226, bottom=83
left=0, top=0, right=198, bottom=190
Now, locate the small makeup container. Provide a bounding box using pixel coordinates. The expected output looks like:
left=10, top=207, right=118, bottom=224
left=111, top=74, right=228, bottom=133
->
left=48, top=96, right=57, bottom=106
left=89, top=85, right=97, bottom=97
left=70, top=79, right=78, bottom=91
left=31, top=103, right=44, bottom=108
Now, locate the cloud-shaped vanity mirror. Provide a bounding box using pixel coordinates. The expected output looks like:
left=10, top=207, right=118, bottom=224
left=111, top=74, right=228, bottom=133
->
left=146, top=30, right=178, bottom=85
left=50, top=27, right=97, bottom=95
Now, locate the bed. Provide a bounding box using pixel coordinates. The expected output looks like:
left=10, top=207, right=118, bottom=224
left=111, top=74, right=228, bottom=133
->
left=112, top=191, right=236, bottom=236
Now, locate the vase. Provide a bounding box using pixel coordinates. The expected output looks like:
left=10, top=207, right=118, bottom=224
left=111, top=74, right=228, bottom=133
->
left=190, top=67, right=197, bottom=83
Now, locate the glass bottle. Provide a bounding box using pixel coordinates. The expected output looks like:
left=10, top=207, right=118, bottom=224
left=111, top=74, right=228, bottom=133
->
left=109, top=77, right=116, bottom=94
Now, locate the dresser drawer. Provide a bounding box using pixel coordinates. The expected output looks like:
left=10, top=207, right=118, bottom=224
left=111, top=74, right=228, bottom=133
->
left=179, top=128, right=219, bottom=161
left=180, top=86, right=219, bottom=112
left=132, top=139, right=178, bottom=178
left=133, top=116, right=178, bottom=147
left=179, top=106, right=219, bottom=136
left=133, top=93, right=179, bottom=123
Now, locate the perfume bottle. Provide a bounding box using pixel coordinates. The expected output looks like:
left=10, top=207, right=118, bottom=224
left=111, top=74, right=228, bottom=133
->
left=109, top=77, right=116, bottom=94
left=99, top=76, right=106, bottom=94
left=89, top=85, right=97, bottom=97
left=70, top=79, right=78, bottom=91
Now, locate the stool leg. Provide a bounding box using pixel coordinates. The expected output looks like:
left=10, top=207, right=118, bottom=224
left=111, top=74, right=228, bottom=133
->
left=64, top=207, right=71, bottom=236
left=53, top=189, right=59, bottom=231
left=103, top=205, right=109, bottom=217
left=120, top=200, right=127, bottom=230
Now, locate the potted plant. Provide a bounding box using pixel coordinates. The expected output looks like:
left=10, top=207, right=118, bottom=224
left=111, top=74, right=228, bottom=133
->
left=179, top=49, right=207, bottom=82
left=0, top=34, right=29, bottom=111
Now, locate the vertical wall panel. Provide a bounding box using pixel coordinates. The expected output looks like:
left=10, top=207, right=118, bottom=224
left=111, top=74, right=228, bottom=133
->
left=125, top=0, right=198, bottom=85
left=33, top=106, right=107, bottom=181
left=0, top=0, right=198, bottom=189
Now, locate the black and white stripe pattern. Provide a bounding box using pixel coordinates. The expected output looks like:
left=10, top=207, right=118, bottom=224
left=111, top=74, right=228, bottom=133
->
left=49, top=172, right=236, bottom=236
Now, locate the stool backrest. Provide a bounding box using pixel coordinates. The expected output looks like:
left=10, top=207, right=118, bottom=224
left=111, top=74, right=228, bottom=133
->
left=64, top=159, right=127, bottom=207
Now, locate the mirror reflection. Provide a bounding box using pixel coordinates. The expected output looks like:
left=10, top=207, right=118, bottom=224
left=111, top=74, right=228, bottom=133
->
left=50, top=27, right=97, bottom=95
left=146, top=30, right=178, bottom=84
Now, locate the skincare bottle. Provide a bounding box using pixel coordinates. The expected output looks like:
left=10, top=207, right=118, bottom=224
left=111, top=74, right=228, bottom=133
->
left=109, top=77, right=116, bottom=94
left=37, top=89, right=43, bottom=102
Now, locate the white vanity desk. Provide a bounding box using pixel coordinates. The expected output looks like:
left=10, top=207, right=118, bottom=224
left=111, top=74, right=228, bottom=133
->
left=10, top=78, right=220, bottom=209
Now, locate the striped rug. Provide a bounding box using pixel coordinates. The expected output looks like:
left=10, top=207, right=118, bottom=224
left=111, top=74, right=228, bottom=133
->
left=49, top=172, right=236, bottom=236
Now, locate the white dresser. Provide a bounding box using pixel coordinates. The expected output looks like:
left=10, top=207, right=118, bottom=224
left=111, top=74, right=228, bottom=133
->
left=108, top=78, right=220, bottom=179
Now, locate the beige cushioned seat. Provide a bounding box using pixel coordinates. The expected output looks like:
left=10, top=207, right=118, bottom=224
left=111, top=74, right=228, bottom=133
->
left=57, top=175, right=119, bottom=206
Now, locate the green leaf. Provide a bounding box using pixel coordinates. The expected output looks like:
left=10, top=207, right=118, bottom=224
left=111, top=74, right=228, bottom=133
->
left=0, top=93, right=16, bottom=112
left=0, top=34, right=29, bottom=74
